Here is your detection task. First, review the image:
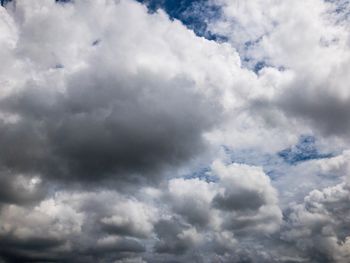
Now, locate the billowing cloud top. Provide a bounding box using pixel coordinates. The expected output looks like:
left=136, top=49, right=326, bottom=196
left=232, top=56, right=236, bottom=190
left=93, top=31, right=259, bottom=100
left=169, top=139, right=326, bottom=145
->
left=0, top=0, right=350, bottom=262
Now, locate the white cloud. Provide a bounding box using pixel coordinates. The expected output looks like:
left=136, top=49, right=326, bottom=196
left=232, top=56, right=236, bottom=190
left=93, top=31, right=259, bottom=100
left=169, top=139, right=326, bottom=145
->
left=208, top=0, right=350, bottom=141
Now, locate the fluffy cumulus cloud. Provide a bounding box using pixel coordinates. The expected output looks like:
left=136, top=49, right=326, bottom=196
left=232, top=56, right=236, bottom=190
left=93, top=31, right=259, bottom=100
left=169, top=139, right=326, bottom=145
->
left=1, top=0, right=350, bottom=262
left=208, top=0, right=350, bottom=139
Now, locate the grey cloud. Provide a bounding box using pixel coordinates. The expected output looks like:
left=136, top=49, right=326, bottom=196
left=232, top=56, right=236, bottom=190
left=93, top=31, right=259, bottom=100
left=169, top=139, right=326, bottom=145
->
left=277, top=86, right=350, bottom=137
left=0, top=234, right=67, bottom=263
left=0, top=0, right=226, bottom=190
left=281, top=182, right=350, bottom=263
left=0, top=69, right=219, bottom=186
left=154, top=218, right=195, bottom=255
left=0, top=172, right=45, bottom=205
left=166, top=178, right=215, bottom=228
left=211, top=161, right=282, bottom=234
left=100, top=221, right=149, bottom=239
left=249, top=76, right=350, bottom=141
left=212, top=188, right=266, bottom=211
left=0, top=164, right=348, bottom=263
left=93, top=237, right=146, bottom=254
left=0, top=190, right=152, bottom=263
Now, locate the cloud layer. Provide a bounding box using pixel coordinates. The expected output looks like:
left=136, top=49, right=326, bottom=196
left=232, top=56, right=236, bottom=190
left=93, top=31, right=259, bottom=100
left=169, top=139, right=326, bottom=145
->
left=1, top=0, right=350, bottom=262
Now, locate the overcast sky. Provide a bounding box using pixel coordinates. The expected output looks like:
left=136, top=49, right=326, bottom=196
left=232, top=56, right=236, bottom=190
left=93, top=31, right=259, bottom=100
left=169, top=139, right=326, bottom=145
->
left=1, top=0, right=350, bottom=262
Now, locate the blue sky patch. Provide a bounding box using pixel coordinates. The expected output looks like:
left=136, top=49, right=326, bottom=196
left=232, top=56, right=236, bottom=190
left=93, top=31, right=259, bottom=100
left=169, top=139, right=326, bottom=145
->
left=137, top=0, right=225, bottom=40
left=183, top=166, right=218, bottom=182
left=278, top=135, right=333, bottom=165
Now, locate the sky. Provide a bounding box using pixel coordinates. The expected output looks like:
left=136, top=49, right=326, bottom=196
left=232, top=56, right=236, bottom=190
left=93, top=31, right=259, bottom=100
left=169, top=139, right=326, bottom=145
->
left=0, top=0, right=350, bottom=262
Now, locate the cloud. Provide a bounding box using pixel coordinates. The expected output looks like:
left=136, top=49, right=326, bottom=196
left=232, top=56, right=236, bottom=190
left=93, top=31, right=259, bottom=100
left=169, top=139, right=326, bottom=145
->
left=166, top=177, right=217, bottom=227
left=1, top=0, right=350, bottom=262
left=282, top=180, right=350, bottom=263
left=207, top=0, right=350, bottom=141
left=0, top=173, right=45, bottom=205
left=0, top=158, right=283, bottom=262
left=0, top=195, right=84, bottom=262
left=0, top=0, right=236, bottom=188
left=211, top=160, right=282, bottom=234
left=0, top=190, right=155, bottom=262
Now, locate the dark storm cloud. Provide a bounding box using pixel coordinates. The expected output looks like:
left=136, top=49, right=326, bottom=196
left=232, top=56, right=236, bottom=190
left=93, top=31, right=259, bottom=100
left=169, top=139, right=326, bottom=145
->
left=0, top=172, right=45, bottom=205
left=0, top=0, right=225, bottom=190
left=0, top=234, right=145, bottom=263
left=0, top=67, right=219, bottom=185
left=0, top=235, right=66, bottom=263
